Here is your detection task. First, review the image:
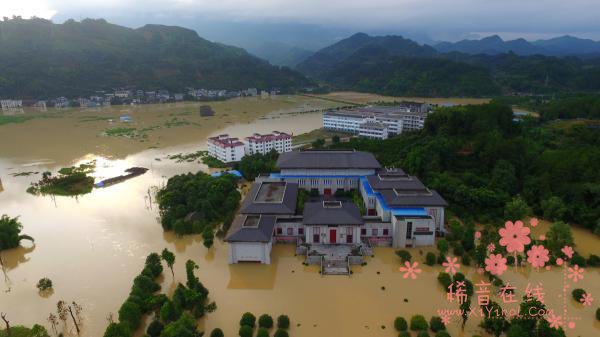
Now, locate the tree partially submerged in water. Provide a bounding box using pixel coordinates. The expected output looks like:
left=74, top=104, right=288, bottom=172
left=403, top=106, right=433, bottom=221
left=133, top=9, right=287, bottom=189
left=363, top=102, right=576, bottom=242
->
left=0, top=214, right=33, bottom=251
left=156, top=171, right=240, bottom=236
left=26, top=162, right=95, bottom=196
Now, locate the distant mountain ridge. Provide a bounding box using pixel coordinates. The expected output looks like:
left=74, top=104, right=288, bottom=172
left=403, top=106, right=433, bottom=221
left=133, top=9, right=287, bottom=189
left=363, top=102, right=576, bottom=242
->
left=435, top=34, right=600, bottom=57
left=0, top=18, right=312, bottom=99
left=296, top=32, right=600, bottom=96
left=296, top=32, right=437, bottom=76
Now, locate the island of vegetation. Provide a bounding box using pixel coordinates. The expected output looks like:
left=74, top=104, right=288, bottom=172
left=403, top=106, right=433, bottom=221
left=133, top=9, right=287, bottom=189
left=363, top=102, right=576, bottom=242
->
left=26, top=162, right=95, bottom=196
left=156, top=172, right=241, bottom=237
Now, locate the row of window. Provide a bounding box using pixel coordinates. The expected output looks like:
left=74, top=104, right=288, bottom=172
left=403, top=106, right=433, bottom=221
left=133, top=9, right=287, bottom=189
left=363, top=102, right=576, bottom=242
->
left=274, top=227, right=391, bottom=237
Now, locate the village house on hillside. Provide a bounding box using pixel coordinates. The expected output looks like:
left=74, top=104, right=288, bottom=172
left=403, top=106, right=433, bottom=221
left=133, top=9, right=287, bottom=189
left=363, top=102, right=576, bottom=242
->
left=225, top=150, right=447, bottom=274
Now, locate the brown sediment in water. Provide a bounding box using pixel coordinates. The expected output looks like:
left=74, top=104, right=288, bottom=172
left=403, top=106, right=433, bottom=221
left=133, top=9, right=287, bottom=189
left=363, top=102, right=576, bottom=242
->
left=0, top=95, right=598, bottom=337
left=0, top=95, right=343, bottom=166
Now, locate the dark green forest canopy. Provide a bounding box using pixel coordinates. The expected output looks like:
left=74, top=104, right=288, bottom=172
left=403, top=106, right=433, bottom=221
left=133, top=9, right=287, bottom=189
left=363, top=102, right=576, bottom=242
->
left=0, top=18, right=312, bottom=99
left=156, top=172, right=241, bottom=234
left=329, top=102, right=600, bottom=230
left=297, top=33, right=600, bottom=97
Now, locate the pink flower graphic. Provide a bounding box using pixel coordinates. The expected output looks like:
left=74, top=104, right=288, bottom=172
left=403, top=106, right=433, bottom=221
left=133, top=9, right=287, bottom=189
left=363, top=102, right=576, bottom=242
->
left=441, top=315, right=451, bottom=325
left=487, top=243, right=496, bottom=252
left=485, top=254, right=508, bottom=276
left=499, top=220, right=531, bottom=253
left=547, top=313, right=563, bottom=329
left=581, top=293, right=593, bottom=306
left=475, top=231, right=481, bottom=239
left=561, top=246, right=574, bottom=259
left=567, top=265, right=585, bottom=283
left=527, top=245, right=550, bottom=268
left=443, top=256, right=460, bottom=275
left=399, top=261, right=422, bottom=280
left=530, top=218, right=539, bottom=227
left=556, top=258, right=564, bottom=266
left=538, top=234, right=546, bottom=241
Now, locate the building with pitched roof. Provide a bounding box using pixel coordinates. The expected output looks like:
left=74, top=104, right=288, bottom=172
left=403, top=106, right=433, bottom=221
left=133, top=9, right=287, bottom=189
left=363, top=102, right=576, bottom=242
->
left=225, top=150, right=447, bottom=265
left=207, top=134, right=245, bottom=163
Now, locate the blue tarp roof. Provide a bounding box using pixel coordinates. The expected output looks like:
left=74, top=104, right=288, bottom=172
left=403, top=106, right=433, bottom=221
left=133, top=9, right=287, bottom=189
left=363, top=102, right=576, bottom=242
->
left=211, top=170, right=242, bottom=178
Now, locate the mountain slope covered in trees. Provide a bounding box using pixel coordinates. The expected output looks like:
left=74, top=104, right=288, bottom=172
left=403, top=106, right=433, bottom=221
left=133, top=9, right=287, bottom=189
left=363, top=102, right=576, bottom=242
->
left=0, top=18, right=312, bottom=99
left=297, top=33, right=600, bottom=96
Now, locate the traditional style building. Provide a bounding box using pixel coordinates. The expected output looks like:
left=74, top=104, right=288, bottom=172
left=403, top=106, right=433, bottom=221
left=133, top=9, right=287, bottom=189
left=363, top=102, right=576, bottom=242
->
left=225, top=150, right=447, bottom=265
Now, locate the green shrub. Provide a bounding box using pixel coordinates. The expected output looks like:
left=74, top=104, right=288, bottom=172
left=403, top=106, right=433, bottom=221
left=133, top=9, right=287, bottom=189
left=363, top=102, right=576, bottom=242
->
left=417, top=331, right=430, bottom=337
left=437, top=239, right=449, bottom=254
left=36, top=278, right=53, bottom=291
left=259, top=314, right=274, bottom=329
left=429, top=316, right=445, bottom=332
left=146, top=320, right=164, bottom=337
left=274, top=329, right=289, bottom=337
left=277, top=315, right=290, bottom=329
left=210, top=328, right=224, bottom=337
left=461, top=254, right=471, bottom=266
left=104, top=322, right=132, bottom=337
left=572, top=288, right=587, bottom=302
left=396, top=250, right=412, bottom=262
left=437, top=272, right=452, bottom=290
left=398, top=332, right=411, bottom=337
left=453, top=272, right=465, bottom=283
left=240, top=312, right=256, bottom=328
left=394, top=317, right=408, bottom=331
left=239, top=325, right=253, bottom=337
left=571, top=254, right=586, bottom=267
left=257, top=327, right=270, bottom=337
left=596, top=307, right=600, bottom=321
left=587, top=254, right=600, bottom=267
left=452, top=244, right=464, bottom=256
left=425, top=252, right=436, bottom=266
left=436, top=331, right=451, bottom=337
left=118, top=301, right=142, bottom=330
left=437, top=253, right=446, bottom=264
left=410, top=315, right=428, bottom=331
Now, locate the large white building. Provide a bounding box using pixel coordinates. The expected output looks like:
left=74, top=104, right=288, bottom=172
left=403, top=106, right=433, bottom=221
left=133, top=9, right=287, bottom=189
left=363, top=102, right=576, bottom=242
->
left=1, top=100, right=22, bottom=110
left=245, top=131, right=292, bottom=155
left=323, top=103, right=432, bottom=139
left=207, top=134, right=245, bottom=163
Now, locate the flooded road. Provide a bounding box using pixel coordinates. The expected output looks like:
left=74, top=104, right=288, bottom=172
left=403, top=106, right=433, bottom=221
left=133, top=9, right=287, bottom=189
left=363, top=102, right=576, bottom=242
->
left=0, top=96, right=599, bottom=337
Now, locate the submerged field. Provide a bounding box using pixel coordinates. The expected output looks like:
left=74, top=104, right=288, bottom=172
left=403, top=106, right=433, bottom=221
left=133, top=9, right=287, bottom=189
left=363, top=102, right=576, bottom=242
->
left=0, top=95, right=343, bottom=166
left=0, top=94, right=598, bottom=337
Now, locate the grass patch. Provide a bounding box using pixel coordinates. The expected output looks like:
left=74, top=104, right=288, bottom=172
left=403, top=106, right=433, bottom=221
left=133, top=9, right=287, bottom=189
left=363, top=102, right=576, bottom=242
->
left=202, top=155, right=229, bottom=168
left=168, top=150, right=208, bottom=163
left=0, top=115, right=35, bottom=125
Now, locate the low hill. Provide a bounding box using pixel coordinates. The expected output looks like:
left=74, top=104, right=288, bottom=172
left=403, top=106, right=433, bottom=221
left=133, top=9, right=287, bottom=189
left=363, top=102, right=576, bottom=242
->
left=0, top=18, right=312, bottom=99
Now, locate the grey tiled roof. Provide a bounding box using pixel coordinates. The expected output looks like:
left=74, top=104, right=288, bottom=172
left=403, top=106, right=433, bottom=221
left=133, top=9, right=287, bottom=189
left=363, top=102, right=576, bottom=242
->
left=240, top=182, right=298, bottom=215
left=380, top=189, right=448, bottom=207
left=367, top=175, right=426, bottom=190
left=276, top=150, right=381, bottom=170
left=224, top=215, right=276, bottom=242
left=303, top=201, right=364, bottom=225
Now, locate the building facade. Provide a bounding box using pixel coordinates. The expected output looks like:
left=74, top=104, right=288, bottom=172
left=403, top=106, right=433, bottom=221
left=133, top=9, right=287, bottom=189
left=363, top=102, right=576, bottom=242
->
left=207, top=134, right=245, bottom=163
left=323, top=103, right=432, bottom=137
left=245, top=131, right=292, bottom=155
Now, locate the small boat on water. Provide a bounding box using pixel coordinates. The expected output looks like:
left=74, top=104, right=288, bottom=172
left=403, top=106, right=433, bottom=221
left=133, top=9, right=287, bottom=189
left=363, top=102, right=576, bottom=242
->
left=94, top=167, right=148, bottom=188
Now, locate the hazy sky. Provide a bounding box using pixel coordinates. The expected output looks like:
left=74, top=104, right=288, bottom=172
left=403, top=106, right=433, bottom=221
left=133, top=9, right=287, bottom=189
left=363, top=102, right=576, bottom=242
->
left=2, top=0, right=600, bottom=42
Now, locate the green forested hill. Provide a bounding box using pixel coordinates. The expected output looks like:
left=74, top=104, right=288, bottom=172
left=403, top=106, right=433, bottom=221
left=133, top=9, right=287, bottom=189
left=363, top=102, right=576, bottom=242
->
left=0, top=18, right=312, bottom=99
left=297, top=33, right=600, bottom=96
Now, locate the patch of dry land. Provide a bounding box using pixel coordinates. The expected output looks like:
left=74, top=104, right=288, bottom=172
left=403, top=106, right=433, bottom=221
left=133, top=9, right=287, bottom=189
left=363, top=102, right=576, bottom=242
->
left=0, top=95, right=344, bottom=165
left=316, top=91, right=491, bottom=105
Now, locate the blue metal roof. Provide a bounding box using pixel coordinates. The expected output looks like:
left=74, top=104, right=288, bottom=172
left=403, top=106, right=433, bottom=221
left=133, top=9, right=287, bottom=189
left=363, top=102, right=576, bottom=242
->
left=391, top=208, right=428, bottom=216
left=211, top=170, right=242, bottom=178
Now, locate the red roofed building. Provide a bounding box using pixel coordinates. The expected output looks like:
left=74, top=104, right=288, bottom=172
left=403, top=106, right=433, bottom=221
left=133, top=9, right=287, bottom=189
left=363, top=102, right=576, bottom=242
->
left=245, top=131, right=292, bottom=155
left=207, top=134, right=246, bottom=163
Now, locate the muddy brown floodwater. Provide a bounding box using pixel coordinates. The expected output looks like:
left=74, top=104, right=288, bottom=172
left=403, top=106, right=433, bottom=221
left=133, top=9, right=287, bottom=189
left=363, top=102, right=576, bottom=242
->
left=0, top=95, right=599, bottom=337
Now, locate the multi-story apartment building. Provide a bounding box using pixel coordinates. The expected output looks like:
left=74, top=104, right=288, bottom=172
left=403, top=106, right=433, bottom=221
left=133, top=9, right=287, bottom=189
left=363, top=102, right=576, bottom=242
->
left=244, top=131, right=292, bottom=155
left=207, top=134, right=245, bottom=163
left=323, top=103, right=432, bottom=137
left=358, top=121, right=389, bottom=139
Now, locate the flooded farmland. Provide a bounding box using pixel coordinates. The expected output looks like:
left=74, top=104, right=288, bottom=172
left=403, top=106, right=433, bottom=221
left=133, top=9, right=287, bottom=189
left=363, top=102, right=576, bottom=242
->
left=0, top=95, right=599, bottom=337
